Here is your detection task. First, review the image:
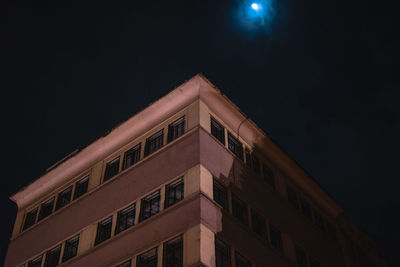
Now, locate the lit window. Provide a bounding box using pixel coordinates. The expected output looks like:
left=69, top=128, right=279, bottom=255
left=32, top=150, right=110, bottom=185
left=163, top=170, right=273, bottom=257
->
left=44, top=245, right=61, bottom=267
left=104, top=156, right=120, bottom=182
left=235, top=252, right=250, bottom=267
left=269, top=225, right=283, bottom=252
left=215, top=238, right=230, bottom=267
left=144, top=129, right=164, bottom=157
left=300, top=198, right=313, bottom=221
left=165, top=177, right=184, bottom=209
left=251, top=210, right=267, bottom=239
left=295, top=246, right=308, bottom=267
left=286, top=185, right=299, bottom=210
left=62, top=235, right=79, bottom=262
left=55, top=186, right=72, bottom=211
left=117, top=260, right=132, bottom=267
left=232, top=194, right=248, bottom=226
left=228, top=133, right=243, bottom=161
left=168, top=116, right=185, bottom=143
left=211, top=117, right=225, bottom=145
left=262, top=163, right=275, bottom=188
left=163, top=235, right=183, bottom=267
left=115, top=204, right=135, bottom=235
left=23, top=208, right=38, bottom=231
left=95, top=216, right=113, bottom=245
left=213, top=179, right=228, bottom=210
left=123, top=144, right=141, bottom=170
left=38, top=197, right=55, bottom=221
left=140, top=190, right=160, bottom=222
left=137, top=247, right=158, bottom=267
left=313, top=211, right=325, bottom=232
left=73, top=176, right=89, bottom=200
left=28, top=255, right=42, bottom=267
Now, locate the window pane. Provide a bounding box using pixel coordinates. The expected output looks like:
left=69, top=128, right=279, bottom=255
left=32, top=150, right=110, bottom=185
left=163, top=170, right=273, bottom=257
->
left=28, top=255, right=42, bottom=267
left=165, top=177, right=184, bottom=209
left=232, top=194, right=248, bottom=226
left=251, top=210, right=267, bottom=239
left=295, top=246, right=308, bottom=267
left=44, top=245, right=61, bottom=267
left=269, top=225, right=283, bottom=252
left=235, top=252, right=250, bottom=267
left=286, top=185, right=299, bottom=210
left=252, top=154, right=260, bottom=175
left=313, top=211, right=325, bottom=232
left=95, top=216, right=113, bottom=245
left=211, top=117, right=225, bottom=145
left=38, top=197, right=55, bottom=221
left=117, top=260, right=132, bottom=267
left=300, top=198, right=313, bottom=221
left=163, top=235, right=183, bottom=267
left=144, top=129, right=164, bottom=157
left=228, top=133, right=243, bottom=161
left=73, top=176, right=89, bottom=200
left=55, top=186, right=72, bottom=211
left=140, top=190, right=160, bottom=222
left=137, top=247, right=158, bottom=267
left=215, top=239, right=230, bottom=267
left=168, top=116, right=185, bottom=143
left=115, top=204, right=136, bottom=235
left=245, top=149, right=252, bottom=168
left=123, top=144, right=141, bottom=170
left=104, top=156, right=120, bottom=182
left=213, top=179, right=228, bottom=210
left=62, top=235, right=79, bottom=262
left=23, top=208, right=38, bottom=231
left=262, top=164, right=275, bottom=188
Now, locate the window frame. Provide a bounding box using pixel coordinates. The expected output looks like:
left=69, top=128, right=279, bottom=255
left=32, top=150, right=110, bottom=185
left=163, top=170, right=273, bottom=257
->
left=136, top=247, right=158, bottom=267
left=115, top=203, right=136, bottom=235
left=122, top=143, right=141, bottom=170
left=95, top=216, right=113, bottom=246
left=62, top=235, right=79, bottom=263
left=55, top=186, right=73, bottom=211
left=165, top=177, right=184, bottom=209
left=162, top=235, right=183, bottom=267
left=104, top=156, right=121, bottom=182
left=167, top=116, right=186, bottom=143
left=210, top=117, right=225, bottom=145
left=227, top=132, right=244, bottom=161
left=38, top=197, right=55, bottom=222
left=231, top=194, right=249, bottom=226
left=144, top=129, right=164, bottom=157
left=139, top=190, right=161, bottom=222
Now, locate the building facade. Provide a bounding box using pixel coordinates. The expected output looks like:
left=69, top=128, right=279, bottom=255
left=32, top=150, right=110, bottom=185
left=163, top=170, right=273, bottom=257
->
left=5, top=74, right=388, bottom=267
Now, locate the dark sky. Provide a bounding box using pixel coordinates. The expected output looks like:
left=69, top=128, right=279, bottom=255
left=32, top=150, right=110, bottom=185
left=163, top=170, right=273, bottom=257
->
left=1, top=0, right=398, bottom=265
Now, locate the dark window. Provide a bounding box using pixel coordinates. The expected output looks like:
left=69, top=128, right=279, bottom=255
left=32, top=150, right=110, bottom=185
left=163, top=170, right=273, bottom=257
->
left=23, top=208, right=38, bottom=231
left=144, top=129, right=164, bottom=157
left=38, top=197, right=55, bottom=221
left=232, top=194, right=248, bottom=226
left=262, top=164, right=275, bottom=188
left=313, top=211, right=325, bottom=232
left=215, top=239, right=230, bottom=267
left=137, top=247, right=158, bottom=267
left=251, top=210, right=267, bottom=239
left=44, top=245, right=61, bottom=267
left=123, top=144, right=141, bottom=170
left=213, top=179, right=228, bottom=210
left=235, top=252, right=250, bottom=267
left=211, top=117, right=225, bottom=145
left=62, top=235, right=79, bottom=262
left=228, top=133, right=243, bottom=161
left=252, top=154, right=260, bottom=175
left=117, top=260, right=131, bottom=267
left=104, top=156, right=120, bottom=182
left=73, top=176, right=89, bottom=200
left=269, top=225, right=283, bottom=252
left=245, top=148, right=252, bottom=168
left=168, top=116, right=185, bottom=142
left=286, top=185, right=299, bottom=210
left=140, top=190, right=160, bottom=222
left=326, top=222, right=337, bottom=242
left=300, top=198, right=313, bottom=221
left=295, top=246, right=308, bottom=267
left=55, top=186, right=72, bottom=211
left=115, top=204, right=135, bottom=235
left=165, top=177, right=184, bottom=209
left=309, top=257, right=321, bottom=267
left=163, top=235, right=183, bottom=267
left=95, top=216, right=113, bottom=245
left=28, top=255, right=42, bottom=267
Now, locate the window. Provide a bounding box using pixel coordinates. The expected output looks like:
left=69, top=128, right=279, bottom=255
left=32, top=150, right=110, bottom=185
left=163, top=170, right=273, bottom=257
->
left=313, top=211, right=325, bottom=232
left=245, top=148, right=252, bottom=168
left=95, top=216, right=113, bottom=245
left=123, top=144, right=141, bottom=170
left=73, top=175, right=89, bottom=200
left=163, top=235, right=183, bottom=267
left=168, top=116, right=185, bottom=142
left=38, top=197, right=55, bottom=221
left=326, top=222, right=337, bottom=242
left=117, top=260, right=132, bottom=267
left=269, top=225, right=283, bottom=252
left=140, top=190, right=160, bottom=222
left=309, top=257, right=321, bottom=267
left=235, top=252, right=250, bottom=267
left=144, top=129, right=164, bottom=157
left=295, top=246, right=308, bottom=267
left=44, top=245, right=61, bottom=267
left=23, top=208, right=38, bottom=231
left=137, top=247, right=158, bottom=267
left=115, top=204, right=135, bottom=235
left=215, top=239, right=230, bottom=267
left=28, top=255, right=42, bottom=267
left=251, top=210, right=267, bottom=239
left=165, top=177, right=184, bottom=209
left=286, top=185, right=299, bottom=210
left=104, top=156, right=120, bottom=182
left=55, top=186, right=72, bottom=211
left=262, top=164, right=275, bottom=188
left=213, top=179, right=228, bottom=210
left=228, top=133, right=243, bottom=161
left=62, top=235, right=79, bottom=262
left=211, top=117, right=225, bottom=145
left=252, top=154, right=260, bottom=175
left=300, top=198, right=313, bottom=221
left=231, top=194, right=248, bottom=226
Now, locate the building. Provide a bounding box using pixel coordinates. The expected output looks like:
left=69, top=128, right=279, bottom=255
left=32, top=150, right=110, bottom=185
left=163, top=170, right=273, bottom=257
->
left=5, top=74, right=388, bottom=267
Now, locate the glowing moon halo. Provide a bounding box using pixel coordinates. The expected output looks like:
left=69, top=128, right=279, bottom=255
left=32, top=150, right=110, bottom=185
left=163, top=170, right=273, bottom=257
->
left=251, top=3, right=261, bottom=10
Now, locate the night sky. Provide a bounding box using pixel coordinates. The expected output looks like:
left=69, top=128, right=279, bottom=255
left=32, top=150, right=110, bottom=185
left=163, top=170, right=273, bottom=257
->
left=1, top=0, right=399, bottom=265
